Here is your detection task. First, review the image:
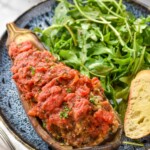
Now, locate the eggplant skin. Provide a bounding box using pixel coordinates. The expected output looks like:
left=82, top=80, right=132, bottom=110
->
left=6, top=23, right=122, bottom=150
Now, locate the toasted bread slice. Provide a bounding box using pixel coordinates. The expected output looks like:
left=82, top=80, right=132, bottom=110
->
left=124, top=70, right=150, bottom=139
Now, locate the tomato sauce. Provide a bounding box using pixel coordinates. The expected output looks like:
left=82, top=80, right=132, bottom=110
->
left=9, top=41, right=119, bottom=147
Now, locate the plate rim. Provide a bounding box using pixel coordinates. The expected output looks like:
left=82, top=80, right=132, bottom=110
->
left=0, top=0, right=149, bottom=149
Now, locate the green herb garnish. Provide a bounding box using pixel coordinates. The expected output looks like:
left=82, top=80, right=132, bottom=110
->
left=30, top=66, right=35, bottom=75
left=89, top=97, right=96, bottom=105
left=60, top=111, right=68, bottom=119
left=60, top=106, right=70, bottom=119
left=66, top=88, right=72, bottom=93
left=42, top=121, right=46, bottom=128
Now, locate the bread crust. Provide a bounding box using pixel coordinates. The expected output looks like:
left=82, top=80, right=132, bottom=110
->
left=135, top=70, right=150, bottom=80
left=124, top=70, right=150, bottom=139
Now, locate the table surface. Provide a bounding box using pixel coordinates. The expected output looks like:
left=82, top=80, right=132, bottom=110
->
left=0, top=0, right=44, bottom=37
left=0, top=1, right=43, bottom=149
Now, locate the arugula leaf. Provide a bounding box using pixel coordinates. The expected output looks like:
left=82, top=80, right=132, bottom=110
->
left=85, top=58, right=114, bottom=76
left=89, top=43, right=114, bottom=56
left=52, top=2, right=69, bottom=25
left=59, top=50, right=81, bottom=68
left=142, top=26, right=150, bottom=46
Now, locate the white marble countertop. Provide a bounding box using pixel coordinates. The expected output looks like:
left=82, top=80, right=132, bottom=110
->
left=0, top=0, right=44, bottom=37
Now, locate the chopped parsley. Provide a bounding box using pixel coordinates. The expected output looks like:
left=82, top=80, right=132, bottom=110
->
left=89, top=97, right=96, bottom=105
left=45, top=58, right=49, bottom=62
left=60, top=111, right=68, bottom=119
left=30, top=66, right=35, bottom=75
left=60, top=106, right=70, bottom=119
left=66, top=88, right=72, bottom=93
left=42, top=121, right=46, bottom=128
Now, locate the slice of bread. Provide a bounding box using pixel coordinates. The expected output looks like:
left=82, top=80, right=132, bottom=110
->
left=124, top=70, right=150, bottom=139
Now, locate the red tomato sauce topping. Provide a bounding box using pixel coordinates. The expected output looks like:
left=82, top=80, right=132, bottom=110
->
left=9, top=41, right=119, bottom=147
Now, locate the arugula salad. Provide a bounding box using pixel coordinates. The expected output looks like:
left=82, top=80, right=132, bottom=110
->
left=35, top=0, right=150, bottom=119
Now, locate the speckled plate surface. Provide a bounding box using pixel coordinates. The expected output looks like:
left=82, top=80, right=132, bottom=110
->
left=0, top=0, right=150, bottom=150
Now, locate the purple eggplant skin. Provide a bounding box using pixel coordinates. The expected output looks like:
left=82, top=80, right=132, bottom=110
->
left=6, top=22, right=122, bottom=150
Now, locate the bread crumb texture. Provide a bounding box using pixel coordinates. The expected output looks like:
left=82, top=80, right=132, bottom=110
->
left=124, top=70, right=150, bottom=139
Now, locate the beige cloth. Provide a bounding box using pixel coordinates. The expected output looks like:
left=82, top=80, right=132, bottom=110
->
left=0, top=1, right=45, bottom=149
left=0, top=135, right=11, bottom=150
left=0, top=120, right=29, bottom=150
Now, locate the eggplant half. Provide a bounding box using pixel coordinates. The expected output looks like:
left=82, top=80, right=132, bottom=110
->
left=6, top=23, right=122, bottom=150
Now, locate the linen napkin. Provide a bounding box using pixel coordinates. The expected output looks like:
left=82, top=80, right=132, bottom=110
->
left=0, top=118, right=30, bottom=150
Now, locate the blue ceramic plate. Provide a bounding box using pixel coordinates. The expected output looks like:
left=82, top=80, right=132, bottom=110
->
left=0, top=0, right=149, bottom=149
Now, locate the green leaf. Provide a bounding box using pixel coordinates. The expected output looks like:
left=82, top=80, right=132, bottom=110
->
left=118, top=100, right=127, bottom=122
left=142, top=26, right=150, bottom=46
left=89, top=43, right=114, bottom=56
left=59, top=50, right=81, bottom=68
left=133, top=18, right=148, bottom=33
left=79, top=66, right=90, bottom=77
left=34, top=27, right=43, bottom=33
left=86, top=58, right=114, bottom=76
left=116, top=87, right=129, bottom=100
left=113, top=57, right=131, bottom=65
left=104, top=32, right=110, bottom=42
left=52, top=2, right=69, bottom=25
left=145, top=52, right=150, bottom=64
left=119, top=75, right=132, bottom=85
left=78, top=4, right=101, bottom=20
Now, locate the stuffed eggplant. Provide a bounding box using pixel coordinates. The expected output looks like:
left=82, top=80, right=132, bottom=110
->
left=6, top=23, right=122, bottom=149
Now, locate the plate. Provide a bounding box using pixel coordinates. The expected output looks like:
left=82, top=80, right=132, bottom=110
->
left=0, top=0, right=150, bottom=150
